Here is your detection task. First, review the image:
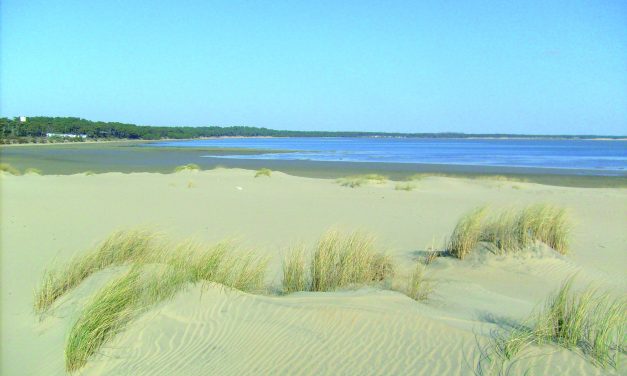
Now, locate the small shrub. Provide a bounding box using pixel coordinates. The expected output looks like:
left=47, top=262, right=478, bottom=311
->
left=174, top=163, right=200, bottom=172
left=447, top=206, right=488, bottom=259
left=254, top=168, right=272, bottom=178
left=84, top=171, right=95, bottom=176
left=0, top=163, right=21, bottom=175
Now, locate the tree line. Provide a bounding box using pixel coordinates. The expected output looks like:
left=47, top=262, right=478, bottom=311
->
left=0, top=116, right=621, bottom=143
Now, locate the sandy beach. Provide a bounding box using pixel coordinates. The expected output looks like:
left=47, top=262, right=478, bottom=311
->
left=1, top=169, right=625, bottom=375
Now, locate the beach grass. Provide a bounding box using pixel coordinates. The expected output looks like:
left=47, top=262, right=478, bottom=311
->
left=65, top=267, right=142, bottom=372
left=447, top=204, right=570, bottom=259
left=24, top=167, right=42, bottom=175
left=447, top=206, right=488, bottom=259
left=282, top=246, right=308, bottom=294
left=281, top=231, right=393, bottom=292
left=174, top=163, right=201, bottom=172
left=395, top=182, right=416, bottom=191
left=337, top=174, right=387, bottom=188
left=0, top=162, right=21, bottom=175
left=481, top=204, right=570, bottom=255
left=254, top=168, right=272, bottom=178
left=34, top=230, right=157, bottom=313
left=63, top=238, right=269, bottom=371
left=487, top=277, right=626, bottom=369
left=395, top=263, right=432, bottom=301
left=310, top=231, right=393, bottom=291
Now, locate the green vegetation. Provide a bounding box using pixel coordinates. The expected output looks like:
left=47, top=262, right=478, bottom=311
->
left=446, top=204, right=571, bottom=259
left=282, top=246, right=308, bottom=294
left=84, top=170, right=95, bottom=176
left=0, top=162, right=21, bottom=175
left=282, top=231, right=394, bottom=293
left=337, top=174, right=387, bottom=188
left=447, top=207, right=488, bottom=260
left=395, top=182, right=416, bottom=191
left=481, top=204, right=570, bottom=255
left=34, top=231, right=268, bottom=371
left=34, top=230, right=157, bottom=313
left=254, top=168, right=272, bottom=178
left=393, top=263, right=432, bottom=301
left=24, top=167, right=42, bottom=175
left=486, top=277, right=626, bottom=370
left=174, top=163, right=200, bottom=172
left=3, top=116, right=621, bottom=144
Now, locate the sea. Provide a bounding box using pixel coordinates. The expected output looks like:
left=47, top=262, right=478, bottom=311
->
left=149, top=138, right=627, bottom=176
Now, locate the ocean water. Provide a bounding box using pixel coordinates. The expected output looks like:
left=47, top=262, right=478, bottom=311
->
left=149, top=138, right=627, bottom=175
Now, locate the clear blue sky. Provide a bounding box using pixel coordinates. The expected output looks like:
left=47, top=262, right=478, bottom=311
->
left=2, top=1, right=626, bottom=134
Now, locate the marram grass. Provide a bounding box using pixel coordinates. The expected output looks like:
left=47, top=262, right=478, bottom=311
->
left=34, top=230, right=157, bottom=313
left=447, top=204, right=571, bottom=259
left=394, top=263, right=432, bottom=301
left=336, top=174, right=387, bottom=188
left=254, top=168, right=272, bottom=178
left=0, top=162, right=21, bottom=175
left=63, top=239, right=268, bottom=372
left=174, top=163, right=200, bottom=172
left=481, top=204, right=570, bottom=255
left=282, top=231, right=394, bottom=292
left=282, top=246, right=308, bottom=294
left=395, top=182, right=416, bottom=191
left=25, top=167, right=43, bottom=175
left=486, top=276, right=626, bottom=370
left=447, top=206, right=488, bottom=259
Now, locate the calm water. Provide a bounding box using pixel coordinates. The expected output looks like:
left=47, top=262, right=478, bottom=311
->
left=150, top=138, right=627, bottom=175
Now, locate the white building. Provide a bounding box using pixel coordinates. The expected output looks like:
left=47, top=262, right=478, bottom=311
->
left=19, top=116, right=27, bottom=123
left=46, top=133, right=87, bottom=139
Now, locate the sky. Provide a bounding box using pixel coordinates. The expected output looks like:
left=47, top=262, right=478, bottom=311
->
left=1, top=1, right=626, bottom=135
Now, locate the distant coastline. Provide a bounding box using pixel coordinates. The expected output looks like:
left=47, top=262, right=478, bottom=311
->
left=1, top=116, right=625, bottom=145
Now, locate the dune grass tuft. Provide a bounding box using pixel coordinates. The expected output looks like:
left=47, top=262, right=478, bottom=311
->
left=0, top=162, right=21, bottom=175
left=65, top=267, right=141, bottom=372
left=337, top=174, right=387, bottom=188
left=254, top=168, right=272, bottom=178
left=310, top=231, right=393, bottom=291
left=282, top=246, right=308, bottom=294
left=84, top=170, right=95, bottom=176
left=281, top=231, right=393, bottom=292
left=447, top=204, right=571, bottom=259
left=447, top=206, right=488, bottom=259
left=481, top=204, right=570, bottom=255
left=174, top=163, right=201, bottom=172
left=25, top=167, right=43, bottom=175
left=486, top=277, right=626, bottom=369
left=34, top=230, right=157, bottom=314
left=395, top=182, right=416, bottom=191
left=394, top=263, right=432, bottom=301
left=63, top=238, right=268, bottom=371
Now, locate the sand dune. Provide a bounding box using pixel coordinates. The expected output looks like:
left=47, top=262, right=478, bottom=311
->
left=1, top=169, right=625, bottom=375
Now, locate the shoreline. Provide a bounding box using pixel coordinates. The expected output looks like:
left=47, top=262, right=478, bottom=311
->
left=2, top=142, right=626, bottom=187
